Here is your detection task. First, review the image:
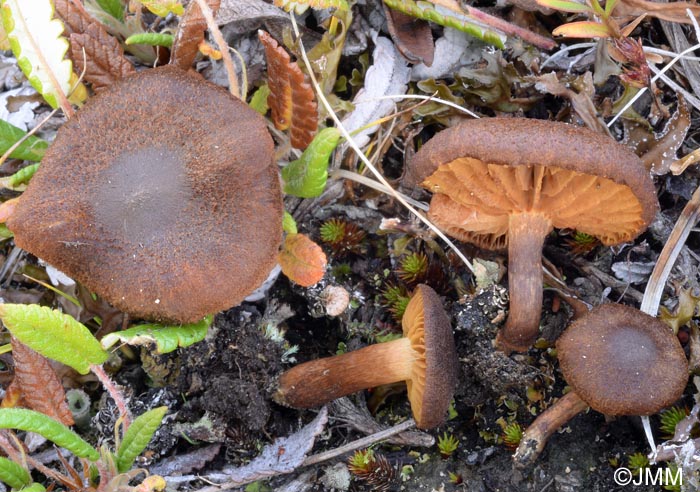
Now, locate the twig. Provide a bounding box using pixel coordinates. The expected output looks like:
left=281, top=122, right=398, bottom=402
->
left=193, top=0, right=240, bottom=99
left=331, top=170, right=428, bottom=210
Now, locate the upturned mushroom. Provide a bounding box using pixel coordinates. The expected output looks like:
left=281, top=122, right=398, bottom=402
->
left=273, top=284, right=458, bottom=429
left=7, top=66, right=283, bottom=323
left=513, top=304, right=688, bottom=468
left=408, top=118, right=658, bottom=353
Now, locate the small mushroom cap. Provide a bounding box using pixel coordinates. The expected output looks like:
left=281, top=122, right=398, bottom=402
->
left=403, top=284, right=459, bottom=429
left=556, top=304, right=688, bottom=416
left=408, top=118, right=658, bottom=250
left=8, top=66, right=283, bottom=323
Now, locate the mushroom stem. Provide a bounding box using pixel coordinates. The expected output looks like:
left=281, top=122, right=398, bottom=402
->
left=513, top=391, right=589, bottom=468
left=274, top=337, right=417, bottom=408
left=495, top=212, right=553, bottom=354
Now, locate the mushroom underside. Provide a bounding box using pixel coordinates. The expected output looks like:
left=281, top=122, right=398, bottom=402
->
left=424, top=158, right=646, bottom=250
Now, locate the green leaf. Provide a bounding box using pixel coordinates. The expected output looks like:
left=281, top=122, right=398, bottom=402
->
left=0, top=120, right=47, bottom=162
left=282, top=127, right=340, bottom=198
left=282, top=211, right=298, bottom=235
left=553, top=21, right=614, bottom=38
left=0, top=163, right=40, bottom=190
left=0, top=456, right=31, bottom=489
left=135, top=0, right=184, bottom=17
left=125, top=32, right=173, bottom=47
left=604, top=0, right=619, bottom=16
left=100, top=316, right=212, bottom=354
left=0, top=304, right=108, bottom=375
left=0, top=409, right=99, bottom=461
left=1, top=0, right=75, bottom=109
left=535, top=0, right=591, bottom=12
left=116, top=406, right=167, bottom=472
left=18, top=484, right=45, bottom=492
left=249, top=84, right=271, bottom=115
left=95, top=0, right=124, bottom=21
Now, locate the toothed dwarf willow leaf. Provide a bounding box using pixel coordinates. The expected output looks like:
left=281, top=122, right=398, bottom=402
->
left=1, top=0, right=75, bottom=109
left=0, top=456, right=31, bottom=489
left=282, top=127, right=340, bottom=198
left=100, top=316, right=212, bottom=354
left=0, top=304, right=108, bottom=374
left=0, top=409, right=99, bottom=461
left=116, top=406, right=167, bottom=472
left=0, top=120, right=48, bottom=162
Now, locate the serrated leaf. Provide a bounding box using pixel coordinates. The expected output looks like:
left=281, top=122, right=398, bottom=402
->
left=535, top=0, right=591, bottom=12
left=273, top=0, right=348, bottom=14
left=282, top=211, right=297, bottom=235
left=0, top=163, right=40, bottom=191
left=0, top=408, right=99, bottom=460
left=18, top=484, right=45, bottom=492
left=135, top=0, right=183, bottom=17
left=0, top=456, right=31, bottom=489
left=1, top=0, right=75, bottom=110
left=278, top=233, right=327, bottom=287
left=552, top=21, right=614, bottom=38
left=0, top=304, right=108, bottom=375
left=282, top=127, right=340, bottom=198
left=12, top=338, right=74, bottom=426
left=259, top=30, right=318, bottom=150
left=169, top=0, right=220, bottom=69
left=0, top=120, right=47, bottom=162
left=116, top=406, right=167, bottom=472
left=100, top=316, right=211, bottom=354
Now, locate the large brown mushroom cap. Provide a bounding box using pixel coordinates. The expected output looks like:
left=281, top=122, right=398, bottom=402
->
left=408, top=118, right=658, bottom=250
left=556, top=304, right=688, bottom=416
left=7, top=65, right=283, bottom=323
left=402, top=284, right=459, bottom=429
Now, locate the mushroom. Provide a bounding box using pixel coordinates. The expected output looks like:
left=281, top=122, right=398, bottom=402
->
left=273, top=284, right=458, bottom=429
left=513, top=304, right=688, bottom=468
left=408, top=118, right=658, bottom=353
left=7, top=65, right=283, bottom=323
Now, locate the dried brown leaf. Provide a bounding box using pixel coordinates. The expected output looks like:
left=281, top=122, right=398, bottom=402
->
left=1, top=379, right=24, bottom=409
left=259, top=30, right=318, bottom=150
left=170, top=0, right=221, bottom=69
left=278, top=233, right=327, bottom=287
left=11, top=338, right=74, bottom=426
left=54, top=0, right=94, bottom=35
left=615, top=0, right=700, bottom=24
left=383, top=1, right=434, bottom=66
left=70, top=23, right=136, bottom=90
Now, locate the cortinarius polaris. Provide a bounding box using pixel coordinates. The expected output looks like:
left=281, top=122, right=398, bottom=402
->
left=409, top=118, right=658, bottom=353
left=7, top=66, right=283, bottom=323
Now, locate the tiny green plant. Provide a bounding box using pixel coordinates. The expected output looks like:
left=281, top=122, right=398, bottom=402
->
left=502, top=422, right=523, bottom=450
left=437, top=432, right=459, bottom=459
left=448, top=471, right=463, bottom=485
left=348, top=448, right=397, bottom=490
left=659, top=406, right=689, bottom=439
left=319, top=218, right=365, bottom=255
left=397, top=252, right=429, bottom=284
left=627, top=452, right=649, bottom=477
left=382, top=283, right=411, bottom=322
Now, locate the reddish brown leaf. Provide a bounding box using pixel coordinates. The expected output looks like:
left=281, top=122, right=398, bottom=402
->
left=278, top=233, right=327, bottom=287
left=170, top=0, right=221, bottom=69
left=1, top=380, right=23, bottom=409
left=54, top=0, right=94, bottom=35
left=258, top=30, right=318, bottom=150
left=11, top=338, right=74, bottom=426
left=70, top=23, right=136, bottom=90
left=383, top=1, right=434, bottom=66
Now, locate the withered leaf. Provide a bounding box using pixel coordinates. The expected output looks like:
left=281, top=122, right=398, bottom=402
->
left=259, top=30, right=318, bottom=150
left=54, top=0, right=94, bottom=35
left=170, top=0, right=221, bottom=70
left=11, top=337, right=74, bottom=426
left=615, top=0, right=700, bottom=24
left=70, top=23, right=136, bottom=90
left=383, top=1, right=434, bottom=66
left=278, top=233, right=327, bottom=287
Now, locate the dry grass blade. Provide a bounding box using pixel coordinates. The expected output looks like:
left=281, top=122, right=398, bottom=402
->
left=641, top=183, right=700, bottom=317
left=170, top=0, right=221, bottom=69
left=11, top=337, right=74, bottom=426
left=259, top=30, right=318, bottom=150
left=70, top=23, right=136, bottom=90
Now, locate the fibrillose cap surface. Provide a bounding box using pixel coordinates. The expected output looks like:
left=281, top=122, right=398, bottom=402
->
left=556, top=304, right=688, bottom=416
left=8, top=65, right=283, bottom=323
left=402, top=284, right=459, bottom=429
left=408, top=118, right=658, bottom=250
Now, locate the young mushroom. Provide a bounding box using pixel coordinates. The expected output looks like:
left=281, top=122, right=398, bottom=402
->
left=7, top=66, right=283, bottom=323
left=408, top=118, right=658, bottom=353
left=513, top=304, right=688, bottom=468
left=274, top=284, right=458, bottom=429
